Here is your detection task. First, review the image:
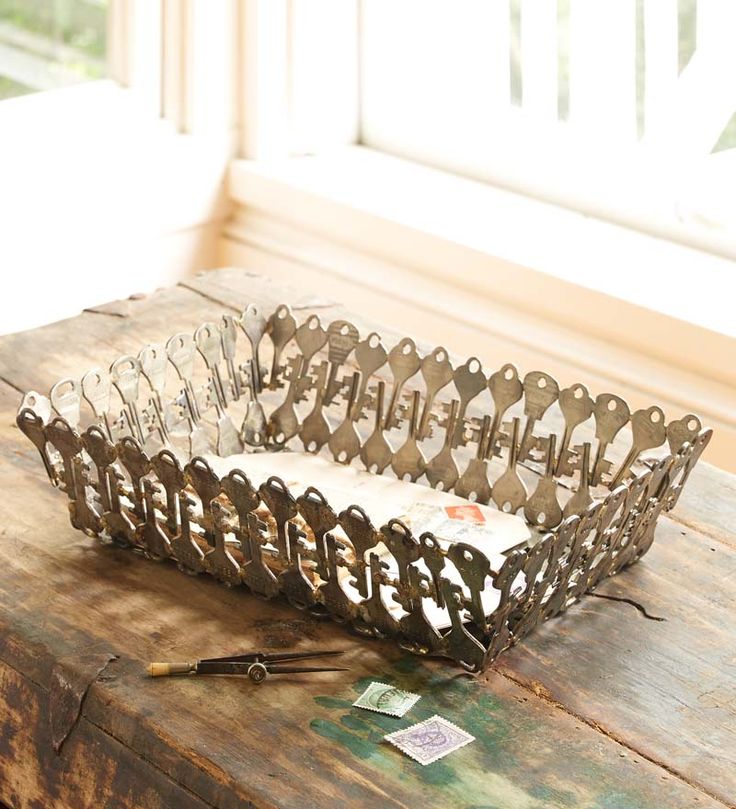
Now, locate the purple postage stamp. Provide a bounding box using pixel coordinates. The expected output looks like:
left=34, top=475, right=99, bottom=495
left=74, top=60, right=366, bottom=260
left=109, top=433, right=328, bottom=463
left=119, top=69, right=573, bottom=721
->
left=384, top=715, right=475, bottom=765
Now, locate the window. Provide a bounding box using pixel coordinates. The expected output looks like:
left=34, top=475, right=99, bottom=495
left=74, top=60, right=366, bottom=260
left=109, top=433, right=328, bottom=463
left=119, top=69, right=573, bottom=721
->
left=0, top=0, right=107, bottom=100
left=358, top=0, right=736, bottom=258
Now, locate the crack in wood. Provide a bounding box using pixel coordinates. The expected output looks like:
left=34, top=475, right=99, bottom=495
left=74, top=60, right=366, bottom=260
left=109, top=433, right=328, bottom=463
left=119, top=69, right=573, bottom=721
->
left=496, top=667, right=733, bottom=809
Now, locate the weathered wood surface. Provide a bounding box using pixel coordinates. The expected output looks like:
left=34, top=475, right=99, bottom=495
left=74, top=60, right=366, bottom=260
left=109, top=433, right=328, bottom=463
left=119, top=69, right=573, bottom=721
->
left=0, top=268, right=733, bottom=809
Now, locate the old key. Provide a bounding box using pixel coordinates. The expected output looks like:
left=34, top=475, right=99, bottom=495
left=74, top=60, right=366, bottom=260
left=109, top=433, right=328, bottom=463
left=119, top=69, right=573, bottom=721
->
left=555, top=383, right=594, bottom=474
left=455, top=414, right=492, bottom=503
left=517, top=371, right=559, bottom=461
left=417, top=347, right=454, bottom=439
left=267, top=304, right=297, bottom=389
left=563, top=441, right=594, bottom=518
left=359, top=380, right=393, bottom=474
left=384, top=338, right=421, bottom=430
left=486, top=364, right=523, bottom=457
left=351, top=331, right=388, bottom=421
left=425, top=398, right=460, bottom=492
left=295, top=314, right=328, bottom=396
left=195, top=323, right=242, bottom=457
left=110, top=356, right=147, bottom=446
left=220, top=315, right=242, bottom=401
left=491, top=417, right=528, bottom=513
left=324, top=320, right=360, bottom=405
left=269, top=356, right=304, bottom=447
left=300, top=362, right=331, bottom=453
left=611, top=406, right=666, bottom=487
left=451, top=357, right=486, bottom=447
left=590, top=393, right=630, bottom=484
left=391, top=390, right=426, bottom=482
left=328, top=372, right=361, bottom=464
left=240, top=303, right=268, bottom=393
left=523, top=433, right=563, bottom=529
left=81, top=369, right=114, bottom=439
left=138, top=344, right=173, bottom=445
left=50, top=378, right=81, bottom=430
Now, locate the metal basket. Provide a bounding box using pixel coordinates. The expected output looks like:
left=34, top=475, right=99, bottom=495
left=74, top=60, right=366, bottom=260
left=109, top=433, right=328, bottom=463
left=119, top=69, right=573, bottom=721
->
left=16, top=302, right=711, bottom=671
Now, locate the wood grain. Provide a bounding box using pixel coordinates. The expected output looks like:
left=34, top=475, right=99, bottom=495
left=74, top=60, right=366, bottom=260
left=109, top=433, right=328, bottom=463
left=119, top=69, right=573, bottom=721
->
left=0, top=268, right=731, bottom=809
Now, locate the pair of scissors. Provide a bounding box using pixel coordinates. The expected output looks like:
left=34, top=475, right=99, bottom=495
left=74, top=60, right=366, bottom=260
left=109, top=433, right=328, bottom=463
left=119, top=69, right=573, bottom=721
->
left=147, top=649, right=347, bottom=683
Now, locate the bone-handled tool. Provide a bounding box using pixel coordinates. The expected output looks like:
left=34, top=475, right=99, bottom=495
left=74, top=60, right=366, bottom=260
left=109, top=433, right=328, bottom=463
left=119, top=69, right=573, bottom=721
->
left=147, top=650, right=348, bottom=684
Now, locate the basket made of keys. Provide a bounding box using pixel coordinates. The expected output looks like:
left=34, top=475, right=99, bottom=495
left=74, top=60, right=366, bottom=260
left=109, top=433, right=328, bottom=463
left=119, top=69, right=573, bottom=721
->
left=17, top=302, right=711, bottom=671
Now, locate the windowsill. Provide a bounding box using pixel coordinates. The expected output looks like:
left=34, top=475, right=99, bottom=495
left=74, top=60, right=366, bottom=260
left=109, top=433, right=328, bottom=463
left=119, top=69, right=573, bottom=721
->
left=229, top=146, right=733, bottom=339
left=0, top=81, right=235, bottom=333
left=228, top=146, right=734, bottom=390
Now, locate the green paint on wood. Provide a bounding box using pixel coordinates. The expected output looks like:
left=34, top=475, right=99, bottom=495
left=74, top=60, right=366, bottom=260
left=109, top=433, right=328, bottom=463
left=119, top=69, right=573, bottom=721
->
left=309, top=719, right=375, bottom=760
left=313, top=696, right=353, bottom=710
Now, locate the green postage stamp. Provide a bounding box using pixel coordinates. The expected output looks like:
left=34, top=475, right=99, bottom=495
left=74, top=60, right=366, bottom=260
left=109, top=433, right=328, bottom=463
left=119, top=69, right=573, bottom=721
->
left=353, top=682, right=421, bottom=717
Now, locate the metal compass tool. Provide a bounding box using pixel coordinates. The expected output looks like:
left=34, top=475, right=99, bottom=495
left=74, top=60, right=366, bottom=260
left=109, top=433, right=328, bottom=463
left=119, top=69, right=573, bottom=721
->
left=147, top=649, right=348, bottom=684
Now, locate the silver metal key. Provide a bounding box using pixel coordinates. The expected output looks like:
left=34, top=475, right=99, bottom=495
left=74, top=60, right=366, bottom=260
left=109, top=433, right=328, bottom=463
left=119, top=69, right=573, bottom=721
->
left=563, top=442, right=594, bottom=517
left=555, top=383, right=594, bottom=474
left=269, top=356, right=304, bottom=447
left=425, top=398, right=460, bottom=492
left=242, top=358, right=268, bottom=447
left=195, top=322, right=242, bottom=456
left=418, top=347, right=453, bottom=439
left=267, top=304, right=297, bottom=389
left=295, top=314, right=328, bottom=397
left=220, top=315, right=242, bottom=400
left=324, top=320, right=360, bottom=405
left=239, top=303, right=268, bottom=393
left=138, top=344, right=172, bottom=445
left=50, top=378, right=81, bottom=429
left=611, top=406, right=666, bottom=486
left=299, top=362, right=331, bottom=453
left=523, top=433, right=563, bottom=529
left=328, top=372, right=361, bottom=464
left=486, top=363, right=523, bottom=459
left=110, top=356, right=146, bottom=444
left=590, top=393, right=630, bottom=484
left=351, top=332, right=388, bottom=421
left=517, top=371, right=559, bottom=461
left=451, top=357, right=486, bottom=447
left=491, top=417, right=528, bottom=513
left=454, top=415, right=492, bottom=503
left=81, top=369, right=114, bottom=439
left=384, top=337, right=421, bottom=430
left=359, top=380, right=393, bottom=473
left=391, top=390, right=426, bottom=482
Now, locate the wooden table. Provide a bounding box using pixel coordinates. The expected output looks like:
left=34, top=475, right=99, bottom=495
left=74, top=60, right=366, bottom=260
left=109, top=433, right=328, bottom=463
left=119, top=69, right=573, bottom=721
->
left=0, top=268, right=733, bottom=809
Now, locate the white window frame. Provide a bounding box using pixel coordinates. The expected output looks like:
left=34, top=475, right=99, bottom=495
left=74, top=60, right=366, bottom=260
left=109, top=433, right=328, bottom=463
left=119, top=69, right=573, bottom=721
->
left=227, top=0, right=735, bottom=469
left=0, top=0, right=239, bottom=333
